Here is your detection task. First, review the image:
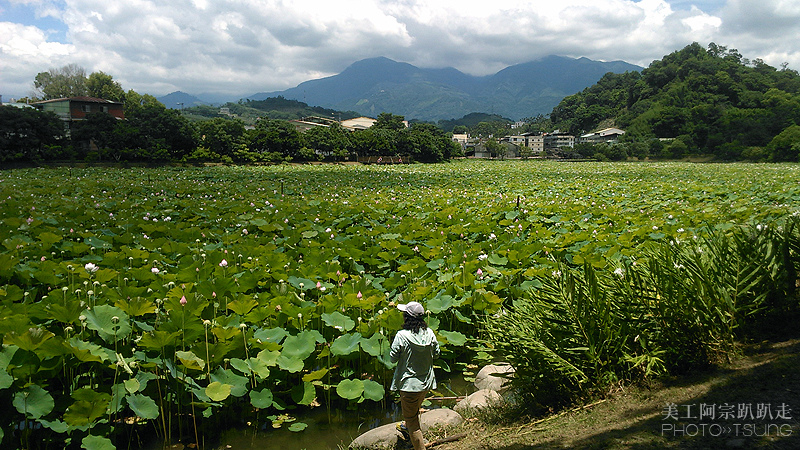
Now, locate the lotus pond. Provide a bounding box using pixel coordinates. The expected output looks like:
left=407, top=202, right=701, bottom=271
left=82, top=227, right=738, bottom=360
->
left=1, top=160, right=799, bottom=449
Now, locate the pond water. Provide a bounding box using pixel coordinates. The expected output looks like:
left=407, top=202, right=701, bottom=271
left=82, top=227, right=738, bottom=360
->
left=148, top=376, right=471, bottom=450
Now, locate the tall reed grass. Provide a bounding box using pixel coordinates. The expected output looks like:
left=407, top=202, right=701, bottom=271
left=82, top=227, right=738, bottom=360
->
left=485, top=215, right=800, bottom=412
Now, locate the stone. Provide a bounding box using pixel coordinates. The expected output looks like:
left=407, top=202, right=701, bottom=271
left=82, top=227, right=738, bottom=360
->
left=453, top=389, right=501, bottom=415
left=348, top=422, right=402, bottom=449
left=474, top=363, right=514, bottom=392
left=349, top=408, right=464, bottom=449
left=420, top=408, right=464, bottom=431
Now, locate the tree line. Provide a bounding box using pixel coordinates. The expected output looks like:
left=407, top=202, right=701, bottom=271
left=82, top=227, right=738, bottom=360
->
left=1, top=66, right=461, bottom=165
left=548, top=42, right=800, bottom=162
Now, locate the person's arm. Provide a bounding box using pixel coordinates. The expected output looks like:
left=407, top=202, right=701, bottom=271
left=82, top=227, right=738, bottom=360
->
left=431, top=329, right=441, bottom=360
left=390, top=332, right=403, bottom=363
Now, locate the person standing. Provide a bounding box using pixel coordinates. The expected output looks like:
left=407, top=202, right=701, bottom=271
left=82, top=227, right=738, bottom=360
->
left=390, top=301, right=440, bottom=450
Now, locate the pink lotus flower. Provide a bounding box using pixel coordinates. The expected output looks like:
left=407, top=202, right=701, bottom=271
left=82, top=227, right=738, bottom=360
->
left=180, top=296, right=187, bottom=306
left=219, top=259, right=228, bottom=267
left=477, top=268, right=484, bottom=278
left=357, top=291, right=362, bottom=299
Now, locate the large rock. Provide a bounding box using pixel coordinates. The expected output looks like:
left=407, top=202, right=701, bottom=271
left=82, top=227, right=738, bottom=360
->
left=453, top=389, right=501, bottom=415
left=420, top=408, right=464, bottom=431
left=348, top=422, right=402, bottom=449
left=474, top=363, right=514, bottom=392
left=349, top=408, right=464, bottom=449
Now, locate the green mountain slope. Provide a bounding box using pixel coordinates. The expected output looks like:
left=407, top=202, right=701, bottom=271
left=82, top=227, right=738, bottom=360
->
left=550, top=43, right=800, bottom=160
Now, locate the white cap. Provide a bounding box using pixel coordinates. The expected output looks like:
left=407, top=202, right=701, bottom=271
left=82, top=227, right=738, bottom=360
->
left=397, top=301, right=425, bottom=317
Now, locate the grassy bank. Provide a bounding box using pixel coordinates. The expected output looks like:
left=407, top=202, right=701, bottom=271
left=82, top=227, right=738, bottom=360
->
left=432, top=337, right=800, bottom=449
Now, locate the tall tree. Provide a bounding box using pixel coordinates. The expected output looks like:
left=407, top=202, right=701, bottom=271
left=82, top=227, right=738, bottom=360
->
left=33, top=64, right=88, bottom=100
left=86, top=71, right=125, bottom=102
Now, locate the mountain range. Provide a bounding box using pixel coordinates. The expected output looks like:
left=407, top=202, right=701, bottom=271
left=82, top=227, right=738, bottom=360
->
left=250, top=56, right=641, bottom=121
left=159, top=55, right=642, bottom=121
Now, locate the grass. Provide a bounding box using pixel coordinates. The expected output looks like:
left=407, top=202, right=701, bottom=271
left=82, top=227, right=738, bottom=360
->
left=432, top=337, right=800, bottom=449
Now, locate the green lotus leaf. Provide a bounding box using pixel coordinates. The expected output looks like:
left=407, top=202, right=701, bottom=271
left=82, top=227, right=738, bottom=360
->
left=276, top=355, right=304, bottom=373
left=124, top=379, right=141, bottom=394
left=64, top=389, right=111, bottom=426
left=0, top=367, right=13, bottom=389
left=302, top=368, right=328, bottom=382
left=81, top=435, right=115, bottom=450
left=438, top=330, right=468, bottom=346
left=256, top=349, right=280, bottom=366
left=362, top=379, right=385, bottom=401
left=336, top=378, right=364, bottom=400
left=127, top=393, right=159, bottom=419
left=37, top=231, right=62, bottom=248
left=205, top=382, right=232, bottom=402
left=83, top=305, right=131, bottom=343
left=321, top=311, right=355, bottom=332
left=176, top=350, right=206, bottom=371
left=137, top=330, right=180, bottom=349
left=253, top=327, right=288, bottom=345
left=330, top=333, right=362, bottom=356
left=4, top=327, right=55, bottom=351
left=210, top=368, right=249, bottom=397
left=281, top=331, right=318, bottom=360
left=13, top=384, right=54, bottom=419
left=115, top=297, right=156, bottom=316
left=39, top=418, right=69, bottom=433
left=249, top=388, right=274, bottom=409
left=488, top=253, right=508, bottom=266
left=229, top=358, right=250, bottom=375
left=228, top=296, right=258, bottom=315
left=291, top=381, right=315, bottom=405
left=109, top=383, right=126, bottom=413
left=84, top=236, right=111, bottom=249
left=427, top=295, right=455, bottom=314
left=426, top=258, right=445, bottom=270
left=359, top=333, right=386, bottom=357
left=288, top=422, right=308, bottom=432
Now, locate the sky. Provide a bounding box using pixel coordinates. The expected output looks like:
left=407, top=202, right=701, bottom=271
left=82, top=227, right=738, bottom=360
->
left=1, top=0, right=799, bottom=102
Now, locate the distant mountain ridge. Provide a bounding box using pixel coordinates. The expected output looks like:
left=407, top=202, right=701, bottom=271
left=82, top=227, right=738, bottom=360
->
left=249, top=56, right=642, bottom=121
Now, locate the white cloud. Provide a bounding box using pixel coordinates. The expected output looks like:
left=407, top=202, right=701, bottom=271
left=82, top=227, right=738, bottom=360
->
left=1, top=0, right=799, bottom=100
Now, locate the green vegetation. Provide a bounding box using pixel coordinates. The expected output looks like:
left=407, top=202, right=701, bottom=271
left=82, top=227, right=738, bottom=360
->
left=180, top=96, right=361, bottom=125
left=0, top=160, right=798, bottom=448
left=550, top=42, right=800, bottom=161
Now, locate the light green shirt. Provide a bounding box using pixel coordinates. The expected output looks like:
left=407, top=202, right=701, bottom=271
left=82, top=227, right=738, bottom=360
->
left=390, top=328, right=440, bottom=392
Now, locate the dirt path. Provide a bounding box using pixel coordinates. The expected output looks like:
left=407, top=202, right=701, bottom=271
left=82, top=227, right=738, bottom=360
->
left=436, top=339, right=800, bottom=449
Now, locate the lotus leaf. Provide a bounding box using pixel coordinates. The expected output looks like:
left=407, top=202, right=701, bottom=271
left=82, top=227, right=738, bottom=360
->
left=288, top=422, right=308, bottom=432
left=291, top=381, right=316, bottom=405
left=249, top=388, right=274, bottom=409
left=81, top=435, right=115, bottom=450
left=302, top=368, right=328, bottom=382
left=359, top=333, right=386, bottom=357
left=253, top=327, right=288, bottom=345
left=206, top=381, right=233, bottom=402
left=321, top=311, right=355, bottom=332
left=426, top=295, right=454, bottom=314
left=83, top=305, right=131, bottom=343
left=4, top=327, right=55, bottom=351
left=210, top=368, right=249, bottom=397
left=127, top=393, right=159, bottom=419
left=362, top=379, right=385, bottom=401
left=124, top=378, right=141, bottom=394
left=13, top=384, right=54, bottom=419
left=280, top=331, right=319, bottom=360
left=330, top=332, right=362, bottom=356
left=64, top=389, right=111, bottom=426
left=176, top=350, right=206, bottom=371
left=276, top=355, right=304, bottom=373
left=336, top=378, right=364, bottom=400
left=438, top=330, right=468, bottom=346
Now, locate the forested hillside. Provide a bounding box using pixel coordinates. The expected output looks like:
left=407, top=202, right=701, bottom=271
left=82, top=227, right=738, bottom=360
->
left=550, top=43, right=800, bottom=161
